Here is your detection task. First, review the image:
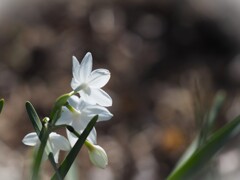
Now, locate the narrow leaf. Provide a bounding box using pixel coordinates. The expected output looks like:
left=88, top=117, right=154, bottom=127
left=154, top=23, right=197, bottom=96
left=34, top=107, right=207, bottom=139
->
left=48, top=153, right=62, bottom=180
left=26, top=101, right=42, bottom=135
left=174, top=135, right=199, bottom=169
left=205, top=90, right=226, bottom=135
left=167, top=115, right=240, bottom=180
left=51, top=115, right=98, bottom=180
left=175, top=91, right=226, bottom=169
left=199, top=91, right=226, bottom=146
left=26, top=101, right=53, bottom=153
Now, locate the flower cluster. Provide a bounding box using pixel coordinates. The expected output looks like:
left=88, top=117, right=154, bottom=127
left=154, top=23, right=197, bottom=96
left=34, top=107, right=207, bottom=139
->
left=22, top=52, right=113, bottom=168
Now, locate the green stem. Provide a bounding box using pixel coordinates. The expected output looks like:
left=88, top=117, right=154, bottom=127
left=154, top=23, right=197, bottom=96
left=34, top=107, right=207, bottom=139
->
left=32, top=127, right=49, bottom=180
left=48, top=153, right=62, bottom=180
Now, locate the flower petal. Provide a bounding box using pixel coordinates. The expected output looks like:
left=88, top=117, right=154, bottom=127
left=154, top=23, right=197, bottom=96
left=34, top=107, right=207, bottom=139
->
left=67, top=120, right=97, bottom=146
left=80, top=52, right=92, bottom=82
left=80, top=90, right=96, bottom=105
left=67, top=128, right=97, bottom=147
left=89, top=88, right=112, bottom=107
left=71, top=77, right=80, bottom=90
left=88, top=144, right=108, bottom=169
left=84, top=105, right=113, bottom=122
left=88, top=69, right=110, bottom=88
left=68, top=95, right=80, bottom=109
left=53, top=150, right=60, bottom=163
left=49, top=132, right=71, bottom=151
left=77, top=98, right=88, bottom=111
left=55, top=107, right=72, bottom=125
left=72, top=113, right=89, bottom=129
left=66, top=129, right=78, bottom=147
left=88, top=128, right=97, bottom=144
left=22, top=132, right=39, bottom=146
left=72, top=56, right=81, bottom=82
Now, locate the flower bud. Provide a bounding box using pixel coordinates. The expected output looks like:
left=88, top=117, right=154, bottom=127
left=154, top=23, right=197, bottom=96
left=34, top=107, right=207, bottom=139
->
left=55, top=92, right=73, bottom=108
left=87, top=143, right=108, bottom=169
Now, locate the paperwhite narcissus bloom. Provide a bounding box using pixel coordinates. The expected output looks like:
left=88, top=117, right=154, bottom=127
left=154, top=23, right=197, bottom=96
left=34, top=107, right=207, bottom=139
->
left=71, top=52, right=112, bottom=107
left=22, top=132, right=71, bottom=163
left=85, top=141, right=108, bottom=169
left=56, top=95, right=113, bottom=146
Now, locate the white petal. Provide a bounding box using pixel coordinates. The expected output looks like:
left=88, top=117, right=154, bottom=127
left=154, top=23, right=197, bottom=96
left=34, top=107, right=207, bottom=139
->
left=77, top=98, right=88, bottom=111
left=72, top=56, right=81, bottom=82
left=84, top=105, right=113, bottom=122
left=49, top=132, right=71, bottom=151
left=80, top=52, right=92, bottom=82
left=66, top=129, right=78, bottom=147
left=22, top=132, right=39, bottom=146
left=89, top=88, right=112, bottom=107
left=80, top=90, right=96, bottom=105
left=88, top=69, right=110, bottom=88
left=67, top=129, right=97, bottom=147
left=78, top=115, right=98, bottom=144
left=53, top=150, right=60, bottom=163
left=72, top=117, right=88, bottom=130
left=55, top=107, right=72, bottom=125
left=66, top=120, right=87, bottom=147
left=88, top=144, right=108, bottom=169
left=71, top=77, right=80, bottom=90
left=68, top=95, right=80, bottom=109
left=67, top=120, right=97, bottom=146
left=88, top=128, right=97, bottom=144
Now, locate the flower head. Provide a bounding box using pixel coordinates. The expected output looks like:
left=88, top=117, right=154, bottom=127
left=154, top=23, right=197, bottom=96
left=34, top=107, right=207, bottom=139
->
left=22, top=132, right=71, bottom=163
left=56, top=95, right=113, bottom=146
left=71, top=52, right=112, bottom=107
left=85, top=141, right=108, bottom=169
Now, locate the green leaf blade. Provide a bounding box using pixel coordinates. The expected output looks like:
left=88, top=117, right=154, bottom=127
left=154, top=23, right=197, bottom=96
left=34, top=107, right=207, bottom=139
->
left=48, top=153, right=62, bottom=180
left=26, top=101, right=42, bottom=135
left=198, top=91, right=226, bottom=148
left=206, top=91, right=226, bottom=133
left=174, top=91, right=226, bottom=171
left=167, top=115, right=240, bottom=180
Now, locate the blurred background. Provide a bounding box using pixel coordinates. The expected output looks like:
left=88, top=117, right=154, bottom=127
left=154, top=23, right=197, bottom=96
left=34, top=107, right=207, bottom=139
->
left=1, top=0, right=240, bottom=179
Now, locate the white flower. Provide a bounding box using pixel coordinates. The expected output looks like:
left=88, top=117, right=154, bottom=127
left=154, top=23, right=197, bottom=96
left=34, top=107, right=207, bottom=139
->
left=71, top=52, right=112, bottom=107
left=56, top=95, right=113, bottom=146
left=22, top=132, right=71, bottom=163
left=85, top=141, right=108, bottom=169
